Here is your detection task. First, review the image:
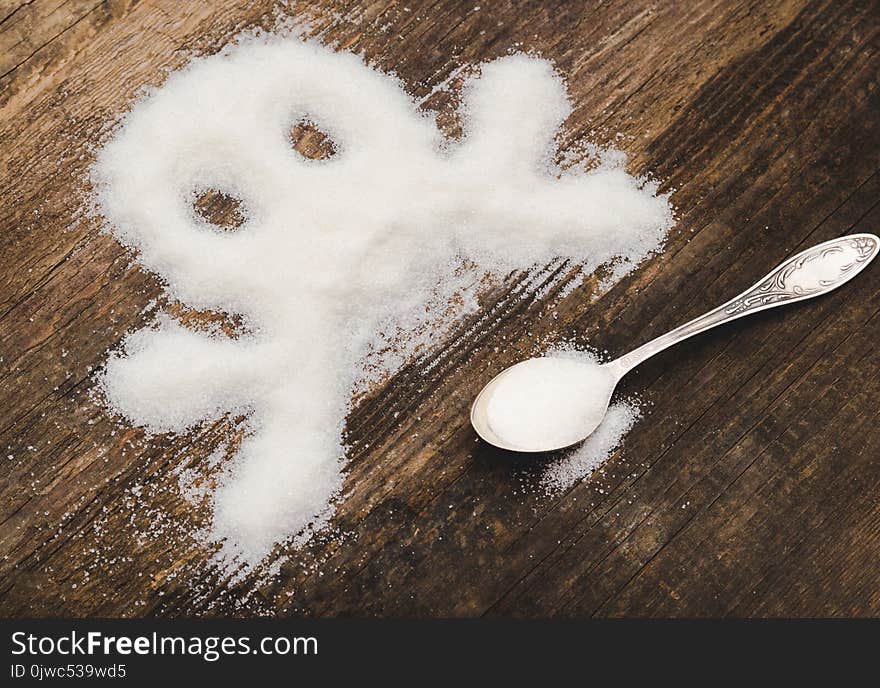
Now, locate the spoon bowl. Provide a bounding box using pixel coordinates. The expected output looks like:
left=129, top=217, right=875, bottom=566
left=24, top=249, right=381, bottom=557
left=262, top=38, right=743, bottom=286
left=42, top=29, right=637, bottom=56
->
left=470, top=358, right=618, bottom=452
left=471, top=233, right=879, bottom=453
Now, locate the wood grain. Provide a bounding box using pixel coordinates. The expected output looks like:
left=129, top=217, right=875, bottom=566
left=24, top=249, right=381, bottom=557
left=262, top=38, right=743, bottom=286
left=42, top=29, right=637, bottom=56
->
left=1, top=0, right=878, bottom=617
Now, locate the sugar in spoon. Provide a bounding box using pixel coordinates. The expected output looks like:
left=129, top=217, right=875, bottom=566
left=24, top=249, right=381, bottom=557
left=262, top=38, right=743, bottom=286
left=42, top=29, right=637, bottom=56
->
left=471, top=233, right=879, bottom=453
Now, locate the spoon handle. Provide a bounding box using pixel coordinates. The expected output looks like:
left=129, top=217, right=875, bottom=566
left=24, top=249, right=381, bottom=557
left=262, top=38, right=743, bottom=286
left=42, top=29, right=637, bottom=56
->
left=608, top=233, right=879, bottom=377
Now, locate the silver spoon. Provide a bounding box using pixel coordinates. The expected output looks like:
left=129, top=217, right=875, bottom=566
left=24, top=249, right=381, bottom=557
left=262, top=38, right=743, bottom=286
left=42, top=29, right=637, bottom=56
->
left=471, top=233, right=879, bottom=453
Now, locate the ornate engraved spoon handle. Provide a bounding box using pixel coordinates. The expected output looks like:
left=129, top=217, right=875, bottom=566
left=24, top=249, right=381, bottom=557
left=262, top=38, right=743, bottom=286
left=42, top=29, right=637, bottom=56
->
left=608, top=233, right=879, bottom=377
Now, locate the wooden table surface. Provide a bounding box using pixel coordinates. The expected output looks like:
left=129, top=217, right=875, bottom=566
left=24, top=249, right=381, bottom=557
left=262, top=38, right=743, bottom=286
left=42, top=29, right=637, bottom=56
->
left=1, top=0, right=878, bottom=618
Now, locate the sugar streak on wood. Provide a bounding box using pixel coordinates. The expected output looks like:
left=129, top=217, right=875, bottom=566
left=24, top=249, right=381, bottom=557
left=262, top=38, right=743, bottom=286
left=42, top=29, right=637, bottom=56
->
left=0, top=0, right=878, bottom=617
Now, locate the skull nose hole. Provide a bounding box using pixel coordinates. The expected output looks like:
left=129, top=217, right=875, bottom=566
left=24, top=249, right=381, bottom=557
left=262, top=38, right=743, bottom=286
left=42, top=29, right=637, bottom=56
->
left=192, top=190, right=246, bottom=231
left=289, top=119, right=337, bottom=160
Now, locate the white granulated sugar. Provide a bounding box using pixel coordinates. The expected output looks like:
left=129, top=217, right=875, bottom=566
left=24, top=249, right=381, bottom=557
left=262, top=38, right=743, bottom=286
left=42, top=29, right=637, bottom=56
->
left=486, top=356, right=616, bottom=451
left=541, top=400, right=640, bottom=494
left=93, top=36, right=672, bottom=566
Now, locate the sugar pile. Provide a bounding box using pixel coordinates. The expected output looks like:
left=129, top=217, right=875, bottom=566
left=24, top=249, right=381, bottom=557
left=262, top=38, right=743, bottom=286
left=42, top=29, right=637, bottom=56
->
left=542, top=401, right=641, bottom=493
left=93, top=36, right=672, bottom=565
left=486, top=356, right=617, bottom=451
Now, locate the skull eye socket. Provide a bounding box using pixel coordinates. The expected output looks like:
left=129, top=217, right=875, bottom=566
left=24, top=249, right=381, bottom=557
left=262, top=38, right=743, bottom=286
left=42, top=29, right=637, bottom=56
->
left=192, top=189, right=246, bottom=231
left=289, top=118, right=337, bottom=160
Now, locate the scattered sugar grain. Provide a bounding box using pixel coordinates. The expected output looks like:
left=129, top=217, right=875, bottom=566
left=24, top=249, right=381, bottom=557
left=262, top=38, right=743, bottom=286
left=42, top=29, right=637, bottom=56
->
left=542, top=401, right=640, bottom=493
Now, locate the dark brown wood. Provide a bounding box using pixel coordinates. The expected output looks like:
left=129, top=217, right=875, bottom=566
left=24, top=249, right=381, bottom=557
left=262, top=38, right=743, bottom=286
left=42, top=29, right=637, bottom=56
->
left=1, top=0, right=878, bottom=618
